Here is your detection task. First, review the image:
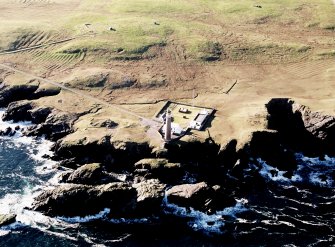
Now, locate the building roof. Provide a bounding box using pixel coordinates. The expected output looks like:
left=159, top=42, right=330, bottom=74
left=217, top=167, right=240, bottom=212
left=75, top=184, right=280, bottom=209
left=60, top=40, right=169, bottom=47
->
left=194, top=113, right=207, bottom=123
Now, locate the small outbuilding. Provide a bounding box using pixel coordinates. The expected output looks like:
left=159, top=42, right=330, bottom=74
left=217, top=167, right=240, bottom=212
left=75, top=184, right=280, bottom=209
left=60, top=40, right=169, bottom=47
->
left=178, top=107, right=189, bottom=113
left=189, top=109, right=210, bottom=130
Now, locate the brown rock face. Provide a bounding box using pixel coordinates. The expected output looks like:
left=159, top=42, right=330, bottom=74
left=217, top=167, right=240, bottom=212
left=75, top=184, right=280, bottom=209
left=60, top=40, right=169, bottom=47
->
left=32, top=182, right=137, bottom=217
left=25, top=111, right=79, bottom=141
left=266, top=98, right=335, bottom=155
left=0, top=84, right=39, bottom=107
left=66, top=163, right=119, bottom=185
left=166, top=182, right=236, bottom=213
left=291, top=102, right=335, bottom=141
left=2, top=101, right=34, bottom=122
left=133, top=179, right=166, bottom=215
left=134, top=158, right=184, bottom=182
left=166, top=182, right=210, bottom=211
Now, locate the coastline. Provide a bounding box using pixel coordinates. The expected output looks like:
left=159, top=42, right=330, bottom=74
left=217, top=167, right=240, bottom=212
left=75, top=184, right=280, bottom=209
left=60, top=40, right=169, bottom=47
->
left=1, top=79, right=335, bottom=218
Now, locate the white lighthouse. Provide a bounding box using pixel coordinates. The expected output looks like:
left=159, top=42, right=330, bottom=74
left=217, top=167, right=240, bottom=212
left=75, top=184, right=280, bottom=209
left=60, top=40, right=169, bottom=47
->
left=164, top=109, right=172, bottom=141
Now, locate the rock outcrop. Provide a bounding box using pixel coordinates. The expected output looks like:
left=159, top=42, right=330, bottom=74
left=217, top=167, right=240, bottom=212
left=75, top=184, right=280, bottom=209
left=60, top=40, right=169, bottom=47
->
left=29, top=107, right=53, bottom=124
left=0, top=80, right=60, bottom=108
left=0, top=214, right=16, bottom=227
left=133, top=179, right=166, bottom=215
left=32, top=87, right=60, bottom=99
left=2, top=101, right=34, bottom=122
left=0, top=127, right=16, bottom=136
left=2, top=100, right=52, bottom=124
left=32, top=182, right=137, bottom=217
left=53, top=136, right=152, bottom=166
left=25, top=111, right=79, bottom=141
left=1, top=94, right=333, bottom=221
left=246, top=130, right=297, bottom=173
left=134, top=158, right=184, bottom=182
left=65, top=163, right=119, bottom=185
left=266, top=98, right=335, bottom=156
left=166, top=182, right=235, bottom=213
left=0, top=84, right=39, bottom=107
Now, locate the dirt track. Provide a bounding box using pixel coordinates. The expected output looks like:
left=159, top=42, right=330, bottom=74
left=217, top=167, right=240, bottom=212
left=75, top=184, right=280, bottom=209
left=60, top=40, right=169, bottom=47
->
left=0, top=63, right=161, bottom=128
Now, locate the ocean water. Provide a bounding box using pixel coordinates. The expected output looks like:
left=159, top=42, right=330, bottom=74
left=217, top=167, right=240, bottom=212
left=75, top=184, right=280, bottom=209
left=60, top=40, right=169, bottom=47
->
left=0, top=110, right=334, bottom=246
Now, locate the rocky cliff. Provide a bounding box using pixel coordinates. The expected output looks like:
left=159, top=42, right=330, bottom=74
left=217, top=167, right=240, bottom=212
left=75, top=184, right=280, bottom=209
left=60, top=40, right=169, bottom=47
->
left=1, top=83, right=335, bottom=220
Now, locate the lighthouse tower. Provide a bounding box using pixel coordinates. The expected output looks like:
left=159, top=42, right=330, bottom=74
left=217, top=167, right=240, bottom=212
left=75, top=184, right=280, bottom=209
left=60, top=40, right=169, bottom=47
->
left=164, top=109, right=172, bottom=141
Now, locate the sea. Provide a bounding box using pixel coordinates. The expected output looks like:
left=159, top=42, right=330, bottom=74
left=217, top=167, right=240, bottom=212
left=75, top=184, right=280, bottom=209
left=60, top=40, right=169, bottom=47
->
left=0, top=109, right=334, bottom=246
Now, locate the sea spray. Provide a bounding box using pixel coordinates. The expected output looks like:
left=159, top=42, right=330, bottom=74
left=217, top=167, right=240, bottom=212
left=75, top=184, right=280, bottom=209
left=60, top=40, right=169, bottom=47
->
left=162, top=193, right=248, bottom=234
left=57, top=208, right=111, bottom=223
left=0, top=109, right=61, bottom=233
left=256, top=154, right=334, bottom=187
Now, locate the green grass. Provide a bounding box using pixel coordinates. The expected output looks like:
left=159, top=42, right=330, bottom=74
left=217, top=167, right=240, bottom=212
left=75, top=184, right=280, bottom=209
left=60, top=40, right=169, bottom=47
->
left=1, top=0, right=334, bottom=62
left=61, top=0, right=333, bottom=61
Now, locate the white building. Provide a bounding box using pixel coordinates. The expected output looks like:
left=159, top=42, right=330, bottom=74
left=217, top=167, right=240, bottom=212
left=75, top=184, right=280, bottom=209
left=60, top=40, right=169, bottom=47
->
left=189, top=109, right=210, bottom=130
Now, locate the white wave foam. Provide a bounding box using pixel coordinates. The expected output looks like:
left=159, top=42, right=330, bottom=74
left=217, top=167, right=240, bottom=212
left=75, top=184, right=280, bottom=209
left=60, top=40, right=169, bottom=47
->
left=0, top=229, right=10, bottom=237
left=0, top=109, right=32, bottom=129
left=109, top=217, right=151, bottom=224
left=309, top=172, right=333, bottom=187
left=0, top=222, right=25, bottom=237
left=257, top=159, right=302, bottom=183
left=296, top=153, right=335, bottom=167
left=15, top=209, right=82, bottom=242
left=0, top=186, right=38, bottom=215
left=0, top=112, right=57, bottom=177
left=295, top=153, right=334, bottom=187
left=57, top=208, right=111, bottom=223
left=0, top=188, right=81, bottom=239
left=261, top=220, right=295, bottom=228
left=273, top=194, right=317, bottom=208
left=0, top=110, right=65, bottom=239
left=163, top=195, right=247, bottom=234
left=257, top=155, right=335, bottom=187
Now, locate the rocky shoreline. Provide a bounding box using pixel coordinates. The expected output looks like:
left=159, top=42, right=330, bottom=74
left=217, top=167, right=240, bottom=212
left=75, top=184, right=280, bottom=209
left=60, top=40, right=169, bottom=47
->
left=1, top=82, right=335, bottom=227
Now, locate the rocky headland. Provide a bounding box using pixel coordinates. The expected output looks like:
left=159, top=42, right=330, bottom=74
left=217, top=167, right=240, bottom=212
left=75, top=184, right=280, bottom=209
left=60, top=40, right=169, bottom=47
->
left=1, top=79, right=335, bottom=225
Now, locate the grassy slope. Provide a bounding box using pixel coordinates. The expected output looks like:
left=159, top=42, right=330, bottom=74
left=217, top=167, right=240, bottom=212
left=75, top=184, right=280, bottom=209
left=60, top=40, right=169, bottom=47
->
left=2, top=0, right=333, bottom=62
left=64, top=0, right=335, bottom=60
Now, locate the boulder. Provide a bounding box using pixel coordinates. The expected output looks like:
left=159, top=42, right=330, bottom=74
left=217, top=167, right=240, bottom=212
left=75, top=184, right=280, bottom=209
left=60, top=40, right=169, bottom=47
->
left=134, top=158, right=170, bottom=170
left=29, top=107, right=52, bottom=124
left=0, top=127, right=15, bottom=136
left=208, top=185, right=236, bottom=212
left=2, top=101, right=34, bottom=122
left=32, top=184, right=92, bottom=216
left=133, top=179, right=166, bottom=215
left=91, top=119, right=118, bottom=129
left=134, top=158, right=183, bottom=182
left=166, top=182, right=235, bottom=213
left=25, top=111, right=79, bottom=140
left=0, top=214, right=16, bottom=227
left=66, top=163, right=119, bottom=185
left=32, top=182, right=137, bottom=217
left=95, top=182, right=137, bottom=217
left=58, top=158, right=79, bottom=169
left=66, top=163, right=103, bottom=185
left=0, top=84, right=39, bottom=107
left=4, top=127, right=12, bottom=136
left=166, top=182, right=210, bottom=211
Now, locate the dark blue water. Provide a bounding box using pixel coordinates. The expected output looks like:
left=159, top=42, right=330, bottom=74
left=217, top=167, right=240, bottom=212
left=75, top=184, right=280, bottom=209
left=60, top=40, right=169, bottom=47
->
left=0, top=112, right=334, bottom=246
